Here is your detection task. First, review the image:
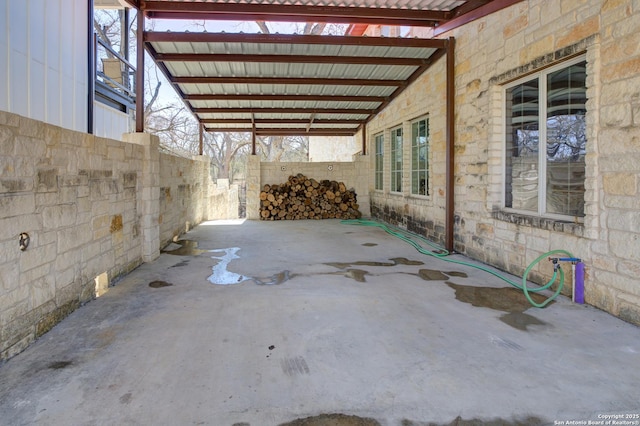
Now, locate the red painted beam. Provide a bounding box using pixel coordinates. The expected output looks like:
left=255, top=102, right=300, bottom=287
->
left=153, top=52, right=429, bottom=66
left=171, top=76, right=406, bottom=87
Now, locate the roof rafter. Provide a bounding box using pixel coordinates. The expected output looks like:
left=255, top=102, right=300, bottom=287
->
left=200, top=119, right=364, bottom=125
left=171, top=76, right=407, bottom=87
left=184, top=94, right=387, bottom=103
left=154, top=53, right=430, bottom=66
left=205, top=127, right=359, bottom=136
left=141, top=1, right=451, bottom=27
left=144, top=32, right=448, bottom=49
left=193, top=107, right=375, bottom=115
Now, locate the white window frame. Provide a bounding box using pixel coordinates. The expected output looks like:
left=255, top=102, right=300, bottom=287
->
left=502, top=54, right=587, bottom=221
left=390, top=126, right=403, bottom=193
left=411, top=116, right=429, bottom=197
left=374, top=133, right=384, bottom=191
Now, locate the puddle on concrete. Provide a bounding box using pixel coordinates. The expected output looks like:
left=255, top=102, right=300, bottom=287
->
left=252, top=270, right=292, bottom=286
left=499, top=311, right=548, bottom=331
left=162, top=239, right=208, bottom=256
left=446, top=282, right=550, bottom=331
left=418, top=269, right=450, bottom=281
left=207, top=247, right=293, bottom=286
left=344, top=269, right=368, bottom=282
left=361, top=243, right=377, bottom=247
left=208, top=248, right=249, bottom=285
left=401, top=416, right=546, bottom=426
left=48, top=361, right=72, bottom=369
left=149, top=280, right=173, bottom=288
left=170, top=259, right=190, bottom=268
left=325, top=257, right=423, bottom=269
left=417, top=269, right=468, bottom=281
left=279, top=413, right=380, bottom=426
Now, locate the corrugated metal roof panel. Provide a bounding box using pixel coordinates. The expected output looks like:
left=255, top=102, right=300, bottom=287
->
left=148, top=0, right=465, bottom=11
left=190, top=100, right=381, bottom=109
left=180, top=83, right=396, bottom=97
left=146, top=28, right=446, bottom=136
left=164, top=61, right=418, bottom=80
left=152, top=40, right=436, bottom=59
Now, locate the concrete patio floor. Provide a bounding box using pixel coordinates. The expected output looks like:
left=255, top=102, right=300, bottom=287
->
left=1, top=219, right=640, bottom=426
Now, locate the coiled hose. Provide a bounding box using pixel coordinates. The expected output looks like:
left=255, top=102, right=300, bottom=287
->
left=341, top=219, right=574, bottom=308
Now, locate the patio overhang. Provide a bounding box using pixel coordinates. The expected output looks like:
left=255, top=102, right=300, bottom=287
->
left=144, top=31, right=449, bottom=142
left=127, top=0, right=524, bottom=251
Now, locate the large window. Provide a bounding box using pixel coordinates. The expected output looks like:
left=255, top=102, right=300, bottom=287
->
left=390, top=127, right=403, bottom=193
left=411, top=118, right=429, bottom=196
left=504, top=57, right=587, bottom=218
left=374, top=133, right=384, bottom=190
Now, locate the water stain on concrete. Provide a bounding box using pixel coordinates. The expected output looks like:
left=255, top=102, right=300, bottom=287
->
left=162, top=240, right=208, bottom=256
left=417, top=269, right=468, bottom=281
left=418, top=269, right=450, bottom=281
left=253, top=270, right=291, bottom=286
left=170, top=259, right=190, bottom=268
left=119, top=392, right=132, bottom=405
left=48, top=361, right=72, bottom=369
left=401, top=415, right=547, bottom=425
left=344, top=269, right=368, bottom=282
left=149, top=280, right=173, bottom=288
left=280, top=356, right=310, bottom=376
left=279, top=413, right=381, bottom=426
left=499, top=311, right=548, bottom=331
left=446, top=282, right=550, bottom=331
left=207, top=247, right=249, bottom=285
left=325, top=257, right=423, bottom=269
left=206, top=247, right=294, bottom=286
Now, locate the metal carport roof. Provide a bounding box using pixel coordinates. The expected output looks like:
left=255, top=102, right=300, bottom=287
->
left=125, top=0, right=522, bottom=139
left=144, top=32, right=448, bottom=138
left=123, top=0, right=524, bottom=251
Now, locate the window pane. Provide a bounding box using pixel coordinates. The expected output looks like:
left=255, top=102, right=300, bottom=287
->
left=375, top=134, right=384, bottom=190
left=391, top=128, right=403, bottom=192
left=506, top=79, right=539, bottom=212
left=546, top=61, right=587, bottom=217
left=411, top=118, right=428, bottom=195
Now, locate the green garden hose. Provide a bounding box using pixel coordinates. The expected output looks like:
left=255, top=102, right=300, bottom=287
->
left=341, top=219, right=574, bottom=308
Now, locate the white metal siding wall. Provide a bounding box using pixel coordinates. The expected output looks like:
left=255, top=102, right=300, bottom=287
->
left=0, top=0, right=88, bottom=132
left=94, top=101, right=131, bottom=140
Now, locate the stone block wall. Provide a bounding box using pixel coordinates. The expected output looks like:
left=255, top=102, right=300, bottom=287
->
left=365, top=0, right=640, bottom=325
left=1, top=113, right=219, bottom=361
left=245, top=156, right=370, bottom=220
left=159, top=154, right=210, bottom=248
left=0, top=112, right=144, bottom=360
left=363, top=56, right=448, bottom=245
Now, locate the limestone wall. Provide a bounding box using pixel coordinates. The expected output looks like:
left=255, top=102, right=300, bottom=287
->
left=362, top=55, right=448, bottom=242
left=159, top=154, right=208, bottom=248
left=365, top=0, right=640, bottom=324
left=246, top=156, right=370, bottom=220
left=0, top=112, right=217, bottom=361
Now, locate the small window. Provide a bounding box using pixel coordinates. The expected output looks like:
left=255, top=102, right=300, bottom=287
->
left=374, top=133, right=384, bottom=190
left=390, top=126, right=403, bottom=193
left=504, top=56, right=586, bottom=218
left=411, top=117, right=429, bottom=196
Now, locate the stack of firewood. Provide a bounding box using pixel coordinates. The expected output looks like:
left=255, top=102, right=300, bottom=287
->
left=259, top=173, right=361, bottom=220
